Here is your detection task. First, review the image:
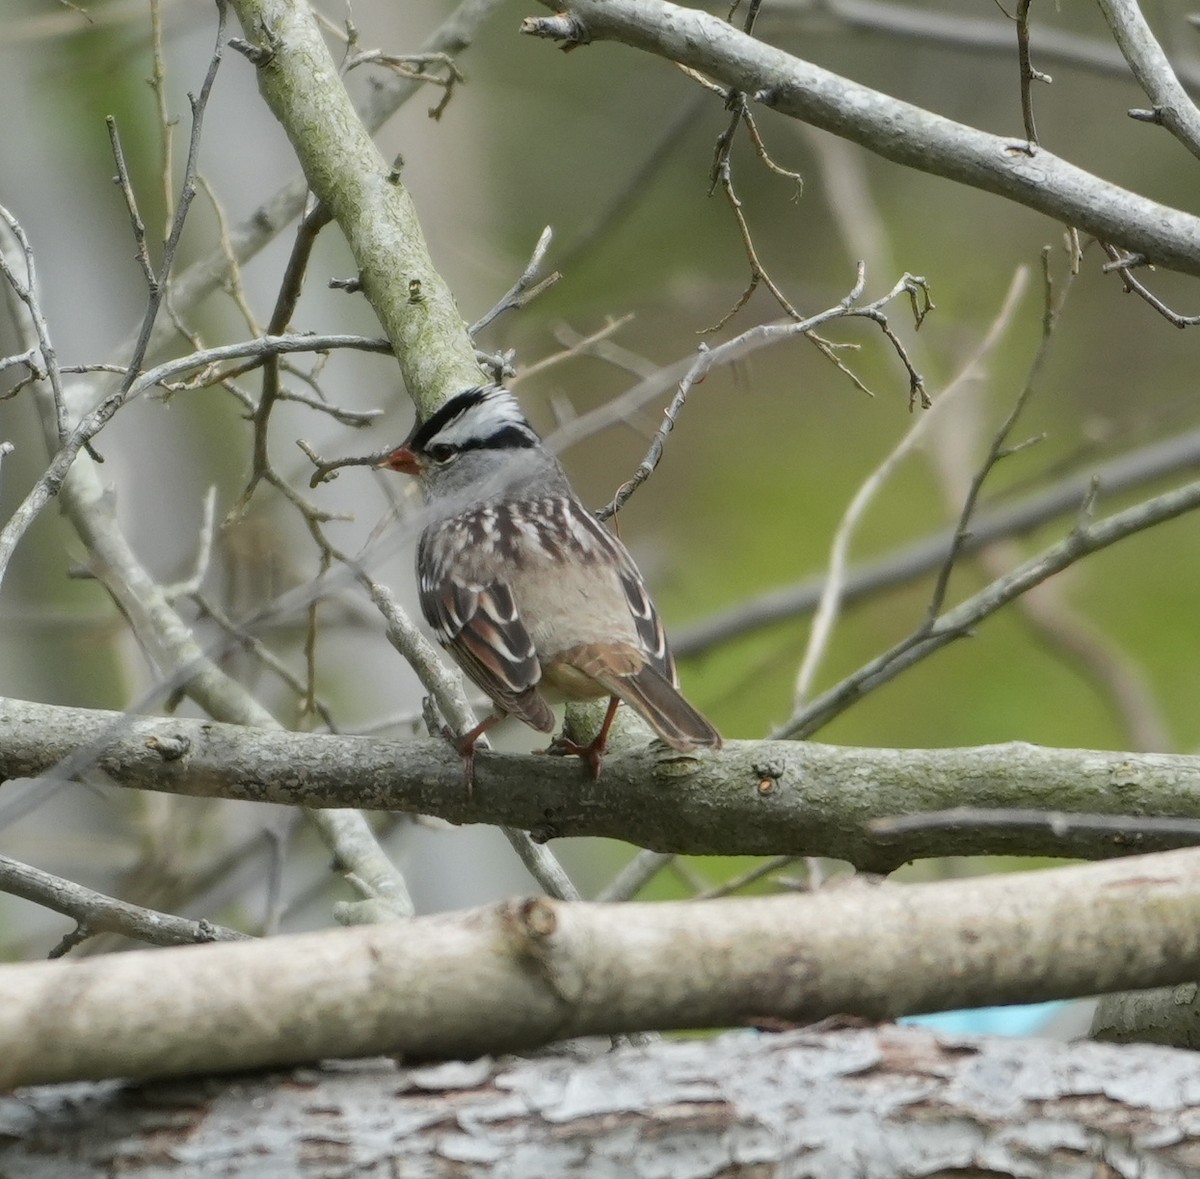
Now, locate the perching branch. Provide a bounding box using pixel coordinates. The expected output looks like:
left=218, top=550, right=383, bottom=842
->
left=10, top=697, right=1200, bottom=870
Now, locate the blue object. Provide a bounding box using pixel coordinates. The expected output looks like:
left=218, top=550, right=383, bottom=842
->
left=902, top=1002, right=1064, bottom=1036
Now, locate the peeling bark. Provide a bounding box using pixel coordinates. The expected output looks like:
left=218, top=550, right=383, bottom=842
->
left=4, top=1027, right=1200, bottom=1177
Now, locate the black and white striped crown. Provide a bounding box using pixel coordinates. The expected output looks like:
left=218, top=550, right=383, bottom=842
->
left=409, top=386, right=540, bottom=457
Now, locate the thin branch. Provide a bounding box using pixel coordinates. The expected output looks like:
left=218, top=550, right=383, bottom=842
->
left=105, top=116, right=156, bottom=287
left=522, top=0, right=1200, bottom=278
left=1100, top=241, right=1200, bottom=327
left=693, top=855, right=799, bottom=900
left=148, top=0, right=175, bottom=234
left=0, top=206, right=68, bottom=445
left=232, top=200, right=334, bottom=517
left=120, top=0, right=227, bottom=393
left=0, top=332, right=388, bottom=595
left=343, top=49, right=465, bottom=120
left=594, top=850, right=676, bottom=902
left=191, top=592, right=338, bottom=732
left=0, top=852, right=248, bottom=956
left=674, top=422, right=1200, bottom=657
left=568, top=270, right=921, bottom=518
left=792, top=266, right=1028, bottom=708
left=1096, top=0, right=1200, bottom=161
left=162, top=486, right=219, bottom=601
left=923, top=253, right=1060, bottom=625
left=519, top=314, right=636, bottom=381
left=556, top=93, right=707, bottom=275
left=469, top=225, right=559, bottom=337
left=196, top=173, right=262, bottom=334
left=777, top=472, right=1200, bottom=739
left=596, top=346, right=710, bottom=521
left=1014, top=0, right=1046, bottom=149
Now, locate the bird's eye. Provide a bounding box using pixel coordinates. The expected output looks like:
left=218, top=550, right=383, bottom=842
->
left=427, top=443, right=456, bottom=464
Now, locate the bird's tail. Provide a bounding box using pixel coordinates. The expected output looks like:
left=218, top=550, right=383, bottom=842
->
left=603, top=664, right=723, bottom=753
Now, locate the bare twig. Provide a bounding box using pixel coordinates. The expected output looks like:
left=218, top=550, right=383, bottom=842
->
left=197, top=173, right=262, bottom=334
left=1100, top=242, right=1200, bottom=327
left=344, top=49, right=465, bottom=119
left=120, top=0, right=227, bottom=392
left=0, top=207, right=68, bottom=445
left=594, top=850, right=676, bottom=902
left=191, top=592, right=338, bottom=730
left=470, top=226, right=559, bottom=337
left=587, top=269, right=924, bottom=519
left=674, top=422, right=1200, bottom=657
left=231, top=199, right=334, bottom=517
left=776, top=473, right=1200, bottom=739
left=1097, top=0, right=1200, bottom=161
left=148, top=0, right=175, bottom=234
left=557, top=93, right=707, bottom=276
left=1014, top=0, right=1047, bottom=149
left=0, top=330, right=390, bottom=596
left=792, top=267, right=1028, bottom=708
left=106, top=117, right=156, bottom=287
left=162, top=486, right=219, bottom=601
left=0, top=852, right=248, bottom=957
left=693, top=855, right=799, bottom=900
left=924, top=256, right=1170, bottom=752
left=520, top=315, right=636, bottom=382
left=597, top=346, right=711, bottom=521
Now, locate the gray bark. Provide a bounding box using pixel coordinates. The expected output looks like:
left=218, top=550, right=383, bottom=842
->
left=5, top=850, right=1200, bottom=1089
left=4, top=1027, right=1200, bottom=1178
left=523, top=0, right=1200, bottom=278
left=5, top=696, right=1200, bottom=869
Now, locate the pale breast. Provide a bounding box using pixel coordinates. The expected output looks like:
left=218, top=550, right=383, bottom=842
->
left=440, top=496, right=646, bottom=660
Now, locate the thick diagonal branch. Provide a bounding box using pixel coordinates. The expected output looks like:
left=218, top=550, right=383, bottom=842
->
left=523, top=0, right=1200, bottom=277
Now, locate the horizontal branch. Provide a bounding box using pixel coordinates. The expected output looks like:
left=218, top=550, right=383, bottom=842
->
left=5, top=846, right=1200, bottom=1086
left=523, top=0, right=1200, bottom=277
left=4, top=697, right=1200, bottom=870
left=5, top=1027, right=1200, bottom=1174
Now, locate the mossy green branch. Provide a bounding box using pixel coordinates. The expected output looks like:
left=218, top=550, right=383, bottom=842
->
left=229, top=0, right=483, bottom=416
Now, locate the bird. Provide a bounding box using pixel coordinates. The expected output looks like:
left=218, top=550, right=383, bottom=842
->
left=376, top=384, right=722, bottom=782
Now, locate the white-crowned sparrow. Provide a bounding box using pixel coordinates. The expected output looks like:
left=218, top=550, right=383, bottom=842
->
left=377, top=385, right=722, bottom=779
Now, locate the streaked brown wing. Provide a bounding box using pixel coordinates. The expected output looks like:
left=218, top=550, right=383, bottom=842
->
left=418, top=564, right=554, bottom=732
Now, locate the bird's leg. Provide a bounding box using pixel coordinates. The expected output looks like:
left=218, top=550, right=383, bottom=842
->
left=547, top=695, right=621, bottom=780
left=450, top=713, right=502, bottom=794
